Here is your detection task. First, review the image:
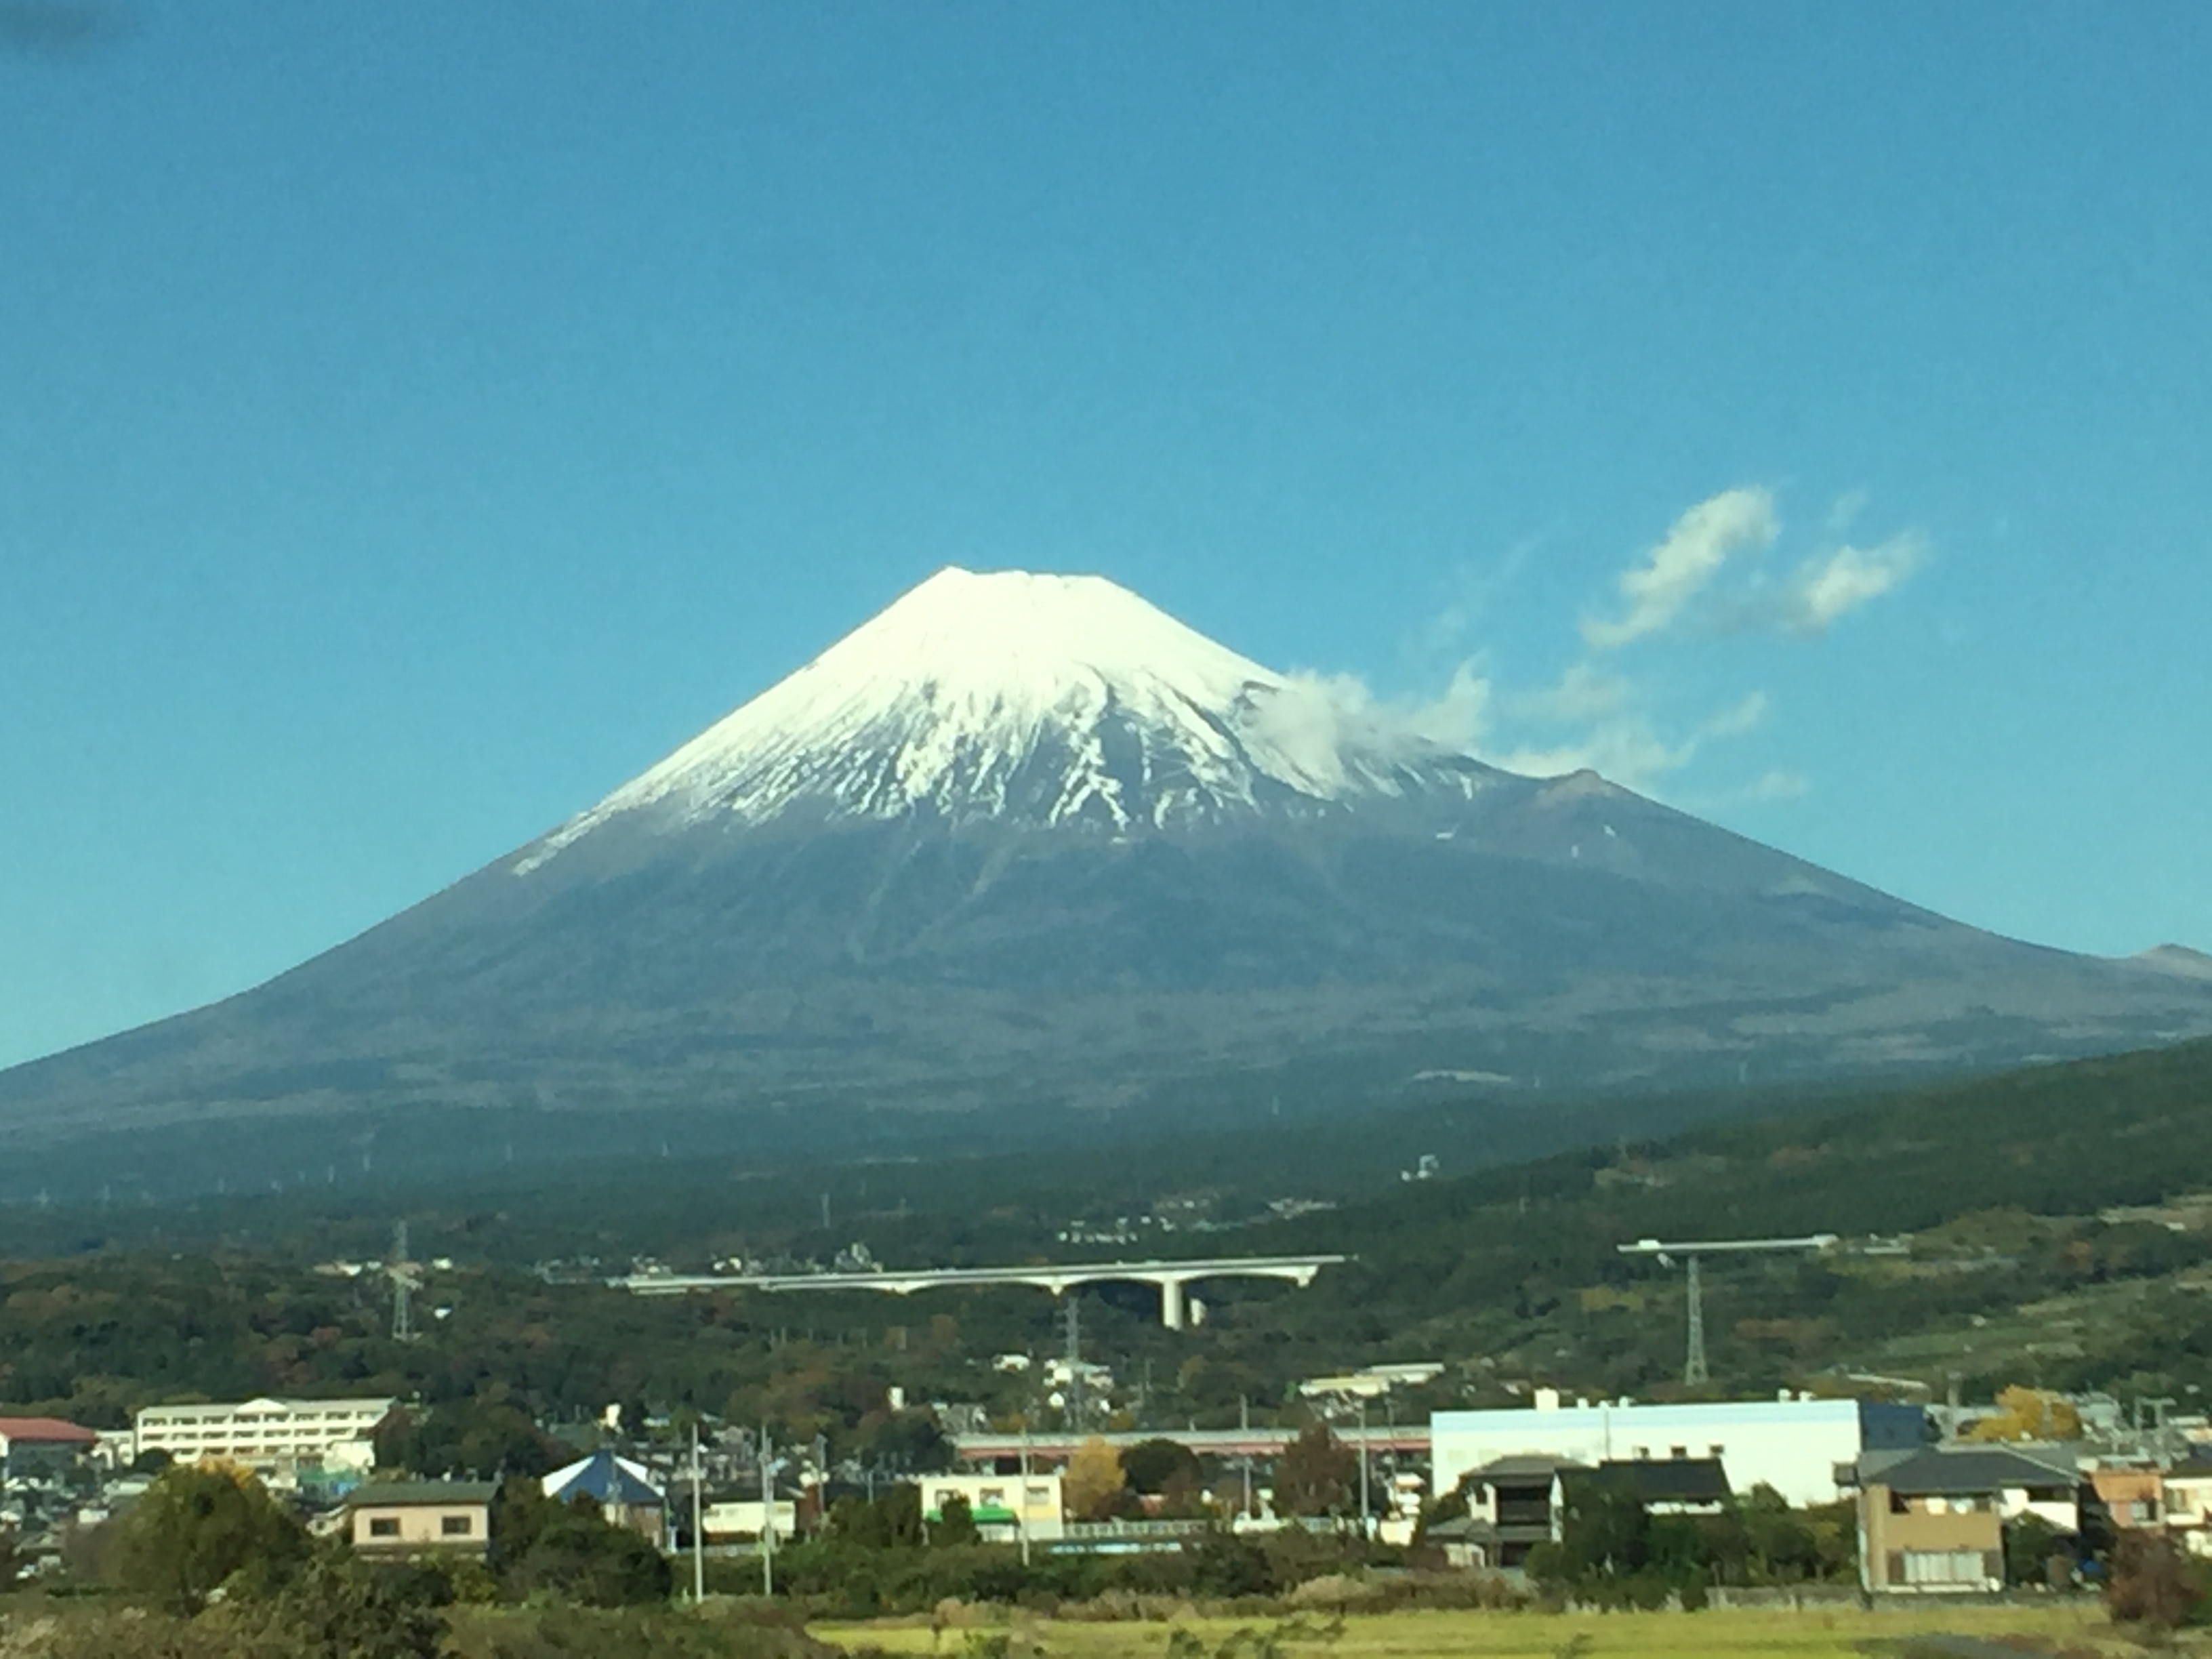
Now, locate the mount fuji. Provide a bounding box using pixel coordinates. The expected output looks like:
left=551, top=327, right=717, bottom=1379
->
left=4, top=567, right=2207, bottom=1193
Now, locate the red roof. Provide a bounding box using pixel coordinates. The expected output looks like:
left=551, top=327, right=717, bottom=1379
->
left=0, top=1417, right=98, bottom=1446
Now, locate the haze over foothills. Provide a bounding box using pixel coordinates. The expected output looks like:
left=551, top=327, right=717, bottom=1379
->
left=3, top=5, right=2209, bottom=1075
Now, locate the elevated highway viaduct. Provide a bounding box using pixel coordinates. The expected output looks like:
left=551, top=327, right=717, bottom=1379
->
left=611, top=1253, right=1349, bottom=1329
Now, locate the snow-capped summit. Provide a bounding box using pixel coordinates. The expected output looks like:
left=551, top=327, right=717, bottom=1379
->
left=518, top=567, right=1499, bottom=868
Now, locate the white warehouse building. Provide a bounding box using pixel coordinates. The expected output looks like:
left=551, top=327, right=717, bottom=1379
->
left=1432, top=1391, right=1926, bottom=1509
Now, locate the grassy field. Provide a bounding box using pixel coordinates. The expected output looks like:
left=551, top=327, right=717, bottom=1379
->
left=815, top=1602, right=2135, bottom=1658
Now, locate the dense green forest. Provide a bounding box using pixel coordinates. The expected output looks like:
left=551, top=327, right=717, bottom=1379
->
left=3, top=1038, right=2211, bottom=1445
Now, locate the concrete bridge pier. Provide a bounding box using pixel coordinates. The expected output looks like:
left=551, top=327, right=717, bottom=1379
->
left=1158, top=1275, right=1193, bottom=1330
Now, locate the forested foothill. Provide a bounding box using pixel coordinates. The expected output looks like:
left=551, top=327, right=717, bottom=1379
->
left=4, top=1038, right=2212, bottom=1437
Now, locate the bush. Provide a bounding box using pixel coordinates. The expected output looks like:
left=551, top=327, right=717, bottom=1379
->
left=110, top=1464, right=308, bottom=1614
left=2106, top=1530, right=2206, bottom=1631
left=490, top=1476, right=672, bottom=1607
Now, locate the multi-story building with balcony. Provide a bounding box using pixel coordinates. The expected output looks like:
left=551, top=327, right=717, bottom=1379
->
left=134, top=1396, right=395, bottom=1475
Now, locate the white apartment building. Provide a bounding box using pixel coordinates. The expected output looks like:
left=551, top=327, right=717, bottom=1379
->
left=134, top=1396, right=395, bottom=1473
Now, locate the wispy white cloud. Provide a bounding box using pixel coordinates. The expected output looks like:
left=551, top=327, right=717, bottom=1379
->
left=1700, top=691, right=1769, bottom=740
left=1767, top=533, right=1924, bottom=636
left=1513, top=661, right=1635, bottom=725
left=1679, top=769, right=1814, bottom=814
left=1286, top=486, right=1921, bottom=807
left=1405, top=659, right=1495, bottom=752
left=1825, top=489, right=1869, bottom=535
left=1246, top=663, right=1498, bottom=790
left=1582, top=487, right=1778, bottom=651
left=1486, top=679, right=1771, bottom=794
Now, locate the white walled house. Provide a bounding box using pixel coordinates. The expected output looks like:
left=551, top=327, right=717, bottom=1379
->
left=919, top=1471, right=1065, bottom=1542
left=2165, top=1456, right=2212, bottom=1556
left=1431, top=1392, right=1925, bottom=1509
left=701, top=1498, right=798, bottom=1541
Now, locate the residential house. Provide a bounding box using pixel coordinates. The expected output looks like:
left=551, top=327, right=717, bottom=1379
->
left=701, top=1498, right=798, bottom=1542
left=1595, top=1456, right=1732, bottom=1516
left=920, top=1471, right=1065, bottom=1542
left=543, top=1450, right=665, bottom=1541
left=1846, top=1445, right=2079, bottom=1595
left=2163, top=1451, right=2212, bottom=1557
left=348, top=1480, right=498, bottom=1557
left=2087, top=1466, right=2164, bottom=1531
left=1431, top=1454, right=1588, bottom=1570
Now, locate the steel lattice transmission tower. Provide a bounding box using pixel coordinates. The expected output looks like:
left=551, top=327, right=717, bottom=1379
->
left=388, top=1221, right=422, bottom=1343
left=1617, top=1233, right=1837, bottom=1387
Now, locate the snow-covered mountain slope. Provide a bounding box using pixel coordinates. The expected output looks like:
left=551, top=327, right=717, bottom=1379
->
left=5, top=566, right=2211, bottom=1198
left=517, top=567, right=1501, bottom=870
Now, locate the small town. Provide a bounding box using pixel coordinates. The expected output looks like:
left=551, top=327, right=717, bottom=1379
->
left=7, top=1360, right=2212, bottom=1609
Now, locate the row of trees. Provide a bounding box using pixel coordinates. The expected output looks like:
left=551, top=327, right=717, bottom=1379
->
left=85, top=1462, right=671, bottom=1620
left=1520, top=1478, right=1856, bottom=1609
left=1054, top=1427, right=1365, bottom=1522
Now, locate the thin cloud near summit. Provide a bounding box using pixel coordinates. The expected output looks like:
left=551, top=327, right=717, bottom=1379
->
left=1298, top=486, right=1923, bottom=798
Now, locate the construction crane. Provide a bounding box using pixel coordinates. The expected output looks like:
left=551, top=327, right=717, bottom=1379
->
left=1616, top=1233, right=1837, bottom=1386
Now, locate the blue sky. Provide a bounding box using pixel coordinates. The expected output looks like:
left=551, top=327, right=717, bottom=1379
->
left=3, top=2, right=2208, bottom=1070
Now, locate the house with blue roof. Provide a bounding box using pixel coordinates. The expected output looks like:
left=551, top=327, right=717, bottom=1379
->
left=541, top=1449, right=666, bottom=1542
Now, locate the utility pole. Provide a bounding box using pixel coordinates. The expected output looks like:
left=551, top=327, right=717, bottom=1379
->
left=1684, top=1255, right=1706, bottom=1387
left=758, top=1423, right=775, bottom=1598
left=1019, top=1422, right=1032, bottom=1568
left=1063, top=1300, right=1084, bottom=1433
left=691, top=1422, right=705, bottom=1603
left=1356, top=1395, right=1370, bottom=1538
left=1240, top=1396, right=1253, bottom=1519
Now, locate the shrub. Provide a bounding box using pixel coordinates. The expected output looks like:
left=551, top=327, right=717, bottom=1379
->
left=2106, top=1530, right=2205, bottom=1631
left=110, top=1464, right=308, bottom=1614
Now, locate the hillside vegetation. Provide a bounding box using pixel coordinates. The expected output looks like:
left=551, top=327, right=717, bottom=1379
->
left=1, top=1040, right=2210, bottom=1438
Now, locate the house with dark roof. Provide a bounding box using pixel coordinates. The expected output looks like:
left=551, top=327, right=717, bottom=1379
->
left=347, top=1480, right=499, bottom=1557
left=1432, top=1454, right=1589, bottom=1570
left=1592, top=1456, right=1733, bottom=1515
left=1844, top=1445, right=2079, bottom=1595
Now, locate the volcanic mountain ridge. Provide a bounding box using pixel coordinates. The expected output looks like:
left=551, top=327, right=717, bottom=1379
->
left=3, top=567, right=2206, bottom=1193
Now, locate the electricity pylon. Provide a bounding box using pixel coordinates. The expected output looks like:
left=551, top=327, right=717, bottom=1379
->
left=1617, top=1233, right=1837, bottom=1387
left=388, top=1221, right=422, bottom=1343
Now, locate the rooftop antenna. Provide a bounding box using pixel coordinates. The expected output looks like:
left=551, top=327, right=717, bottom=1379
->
left=388, top=1220, right=422, bottom=1343
left=1617, top=1233, right=1837, bottom=1387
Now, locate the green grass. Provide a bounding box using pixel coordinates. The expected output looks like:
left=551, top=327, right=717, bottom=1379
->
left=814, top=1602, right=2130, bottom=1659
